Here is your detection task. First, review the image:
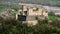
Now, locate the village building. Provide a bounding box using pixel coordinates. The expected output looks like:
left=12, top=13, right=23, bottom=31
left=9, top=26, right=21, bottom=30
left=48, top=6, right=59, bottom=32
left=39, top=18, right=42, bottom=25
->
left=16, top=4, right=48, bottom=26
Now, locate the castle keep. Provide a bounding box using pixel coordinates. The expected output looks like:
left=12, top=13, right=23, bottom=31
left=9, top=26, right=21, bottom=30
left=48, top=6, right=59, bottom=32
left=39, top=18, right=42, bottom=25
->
left=16, top=4, right=48, bottom=26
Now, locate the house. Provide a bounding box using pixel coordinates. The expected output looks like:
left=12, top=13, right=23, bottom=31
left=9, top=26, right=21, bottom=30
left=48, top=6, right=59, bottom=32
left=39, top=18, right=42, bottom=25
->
left=16, top=4, right=48, bottom=26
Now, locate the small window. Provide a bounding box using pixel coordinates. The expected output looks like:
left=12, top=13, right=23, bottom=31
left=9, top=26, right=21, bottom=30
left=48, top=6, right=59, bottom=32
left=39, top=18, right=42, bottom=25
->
left=33, top=8, right=38, bottom=11
left=24, top=11, right=27, bottom=15
left=46, top=11, right=48, bottom=13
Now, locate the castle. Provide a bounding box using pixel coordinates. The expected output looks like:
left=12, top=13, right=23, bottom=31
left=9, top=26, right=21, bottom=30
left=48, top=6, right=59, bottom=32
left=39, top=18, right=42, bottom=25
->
left=16, top=4, right=48, bottom=26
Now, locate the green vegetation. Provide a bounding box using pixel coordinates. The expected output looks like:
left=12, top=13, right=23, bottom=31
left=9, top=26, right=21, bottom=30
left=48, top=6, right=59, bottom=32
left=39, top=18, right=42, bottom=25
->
left=48, top=11, right=60, bottom=20
left=0, top=4, right=8, bottom=12
left=48, top=11, right=57, bottom=20
left=0, top=3, right=22, bottom=12
left=49, top=16, right=56, bottom=20
left=0, top=17, right=60, bottom=34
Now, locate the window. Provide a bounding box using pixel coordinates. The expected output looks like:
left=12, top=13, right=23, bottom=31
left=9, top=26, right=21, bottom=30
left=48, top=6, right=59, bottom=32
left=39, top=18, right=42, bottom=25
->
left=45, top=11, right=48, bottom=13
left=33, top=8, right=38, bottom=11
left=24, top=11, right=27, bottom=15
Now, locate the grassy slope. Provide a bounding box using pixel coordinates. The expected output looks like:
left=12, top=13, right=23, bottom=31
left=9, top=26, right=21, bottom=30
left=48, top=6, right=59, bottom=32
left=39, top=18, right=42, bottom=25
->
left=48, top=16, right=56, bottom=20
left=0, top=3, right=22, bottom=12
left=0, top=0, right=60, bottom=7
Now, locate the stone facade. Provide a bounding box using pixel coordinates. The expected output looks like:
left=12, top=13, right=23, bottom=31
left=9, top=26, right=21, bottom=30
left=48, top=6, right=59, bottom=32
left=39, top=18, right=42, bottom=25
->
left=16, top=5, right=48, bottom=26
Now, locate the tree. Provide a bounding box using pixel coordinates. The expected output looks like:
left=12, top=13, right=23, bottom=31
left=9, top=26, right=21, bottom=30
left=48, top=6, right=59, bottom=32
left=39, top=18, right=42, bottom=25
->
left=48, top=11, right=55, bottom=16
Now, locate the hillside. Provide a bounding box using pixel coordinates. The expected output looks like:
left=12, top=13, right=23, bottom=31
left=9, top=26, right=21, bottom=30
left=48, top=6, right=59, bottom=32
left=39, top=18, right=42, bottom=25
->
left=0, top=0, right=60, bottom=7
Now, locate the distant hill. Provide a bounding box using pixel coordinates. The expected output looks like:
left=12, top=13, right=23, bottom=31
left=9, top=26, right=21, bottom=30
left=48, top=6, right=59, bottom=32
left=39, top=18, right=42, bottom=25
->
left=0, top=0, right=60, bottom=7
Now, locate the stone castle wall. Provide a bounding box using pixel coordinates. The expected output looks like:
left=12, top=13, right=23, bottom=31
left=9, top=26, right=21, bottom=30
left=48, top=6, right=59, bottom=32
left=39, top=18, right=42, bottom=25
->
left=16, top=5, right=48, bottom=26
